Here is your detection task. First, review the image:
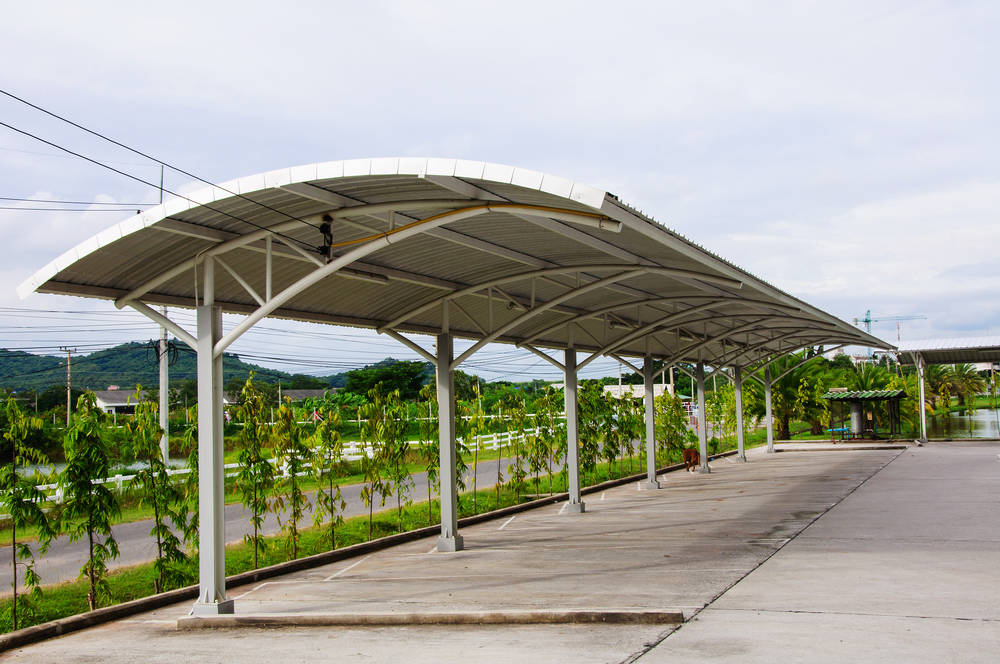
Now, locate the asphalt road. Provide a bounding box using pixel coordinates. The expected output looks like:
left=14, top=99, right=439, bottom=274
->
left=0, top=456, right=522, bottom=592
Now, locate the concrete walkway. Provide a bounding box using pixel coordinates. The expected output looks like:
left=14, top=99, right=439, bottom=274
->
left=4, top=442, right=997, bottom=663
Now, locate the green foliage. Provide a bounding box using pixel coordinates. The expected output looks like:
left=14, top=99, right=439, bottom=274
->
left=2, top=397, right=55, bottom=630
left=531, top=387, right=564, bottom=494
left=272, top=397, right=312, bottom=559
left=577, top=382, right=610, bottom=485
left=234, top=375, right=275, bottom=569
left=358, top=385, right=396, bottom=539
left=312, top=403, right=346, bottom=549
left=180, top=406, right=199, bottom=552
left=345, top=360, right=431, bottom=400
left=655, top=391, right=692, bottom=463
left=500, top=391, right=529, bottom=501
left=125, top=388, right=187, bottom=593
left=416, top=383, right=440, bottom=525
left=58, top=392, right=121, bottom=610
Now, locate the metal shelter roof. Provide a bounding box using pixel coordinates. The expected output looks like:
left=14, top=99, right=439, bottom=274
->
left=896, top=337, right=1000, bottom=365
left=822, top=389, right=906, bottom=401
left=18, top=157, right=887, bottom=367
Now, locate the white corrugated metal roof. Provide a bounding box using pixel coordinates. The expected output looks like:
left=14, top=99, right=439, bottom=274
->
left=896, top=337, right=1000, bottom=365
left=18, top=157, right=888, bottom=368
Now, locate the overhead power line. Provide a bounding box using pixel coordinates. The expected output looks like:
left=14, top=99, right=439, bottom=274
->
left=0, top=88, right=324, bottom=231
left=0, top=119, right=318, bottom=250
left=0, top=196, right=151, bottom=205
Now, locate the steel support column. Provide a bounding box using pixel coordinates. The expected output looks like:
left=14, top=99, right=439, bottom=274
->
left=435, top=332, right=463, bottom=551
left=158, top=313, right=169, bottom=463
left=564, top=348, right=585, bottom=512
left=696, top=361, right=710, bottom=473
left=733, top=365, right=746, bottom=462
left=643, top=355, right=660, bottom=489
left=192, top=259, right=232, bottom=615
left=916, top=353, right=928, bottom=444
left=765, top=365, right=775, bottom=453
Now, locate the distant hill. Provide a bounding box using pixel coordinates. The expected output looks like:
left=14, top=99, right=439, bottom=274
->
left=0, top=341, right=350, bottom=392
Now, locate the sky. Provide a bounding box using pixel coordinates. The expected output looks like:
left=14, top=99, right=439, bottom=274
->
left=1, top=0, right=998, bottom=383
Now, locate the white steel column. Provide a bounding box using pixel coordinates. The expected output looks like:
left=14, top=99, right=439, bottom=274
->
left=765, top=364, right=775, bottom=453
left=733, top=365, right=746, bottom=462
left=643, top=355, right=660, bottom=489
left=192, top=258, right=232, bottom=614
left=158, top=309, right=169, bottom=463
left=916, top=353, right=928, bottom=444
left=435, top=332, right=463, bottom=551
left=696, top=361, right=710, bottom=473
left=564, top=348, right=585, bottom=512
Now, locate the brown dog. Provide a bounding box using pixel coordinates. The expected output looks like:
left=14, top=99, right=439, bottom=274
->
left=682, top=448, right=701, bottom=472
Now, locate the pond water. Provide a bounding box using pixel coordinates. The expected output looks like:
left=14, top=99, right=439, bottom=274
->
left=927, top=407, right=1000, bottom=439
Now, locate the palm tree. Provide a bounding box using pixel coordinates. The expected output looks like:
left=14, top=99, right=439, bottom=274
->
left=947, top=364, right=986, bottom=407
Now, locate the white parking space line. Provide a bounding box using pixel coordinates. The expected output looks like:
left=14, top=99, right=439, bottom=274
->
left=498, top=515, right=516, bottom=530
left=324, top=554, right=371, bottom=581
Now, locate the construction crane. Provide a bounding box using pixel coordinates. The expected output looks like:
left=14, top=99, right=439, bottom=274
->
left=853, top=309, right=928, bottom=358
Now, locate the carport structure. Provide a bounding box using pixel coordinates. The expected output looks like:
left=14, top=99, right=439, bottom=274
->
left=18, top=157, right=887, bottom=615
left=897, top=337, right=1000, bottom=442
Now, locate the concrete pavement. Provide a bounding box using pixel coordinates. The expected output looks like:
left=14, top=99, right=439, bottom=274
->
left=3, top=442, right=997, bottom=663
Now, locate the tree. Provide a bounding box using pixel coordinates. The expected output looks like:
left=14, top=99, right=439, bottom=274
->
left=654, top=391, right=691, bottom=463
left=345, top=360, right=431, bottom=400
left=58, top=392, right=120, bottom=610
left=126, top=388, right=187, bottom=593
left=2, top=397, right=55, bottom=630
left=501, top=391, right=528, bottom=501
left=272, top=397, right=312, bottom=559
left=179, top=405, right=199, bottom=553
left=235, top=375, right=275, bottom=569
left=358, top=385, right=394, bottom=539
left=464, top=384, right=489, bottom=514
left=947, top=364, right=986, bottom=407
left=416, top=383, right=440, bottom=525
left=577, top=383, right=608, bottom=485
left=312, top=402, right=347, bottom=549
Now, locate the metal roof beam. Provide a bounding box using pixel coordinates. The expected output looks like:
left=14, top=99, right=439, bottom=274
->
left=451, top=269, right=649, bottom=370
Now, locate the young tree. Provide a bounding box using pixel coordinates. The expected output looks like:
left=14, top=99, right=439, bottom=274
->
left=501, top=391, right=528, bottom=502
left=179, top=406, right=199, bottom=553
left=2, top=397, right=55, bottom=630
left=311, top=403, right=347, bottom=550
left=577, top=383, right=607, bottom=485
left=381, top=390, right=412, bottom=532
left=416, top=383, right=440, bottom=525
left=358, top=386, right=393, bottom=539
left=465, top=385, right=488, bottom=514
left=58, top=392, right=120, bottom=610
left=126, top=388, right=187, bottom=593
left=235, top=375, right=275, bottom=569
left=654, top=391, right=691, bottom=464
left=272, top=397, right=312, bottom=559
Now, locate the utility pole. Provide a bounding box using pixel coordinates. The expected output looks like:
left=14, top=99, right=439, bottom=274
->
left=59, top=347, right=76, bottom=426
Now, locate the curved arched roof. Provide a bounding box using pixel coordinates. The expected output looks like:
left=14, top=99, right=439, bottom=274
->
left=18, top=157, right=889, bottom=367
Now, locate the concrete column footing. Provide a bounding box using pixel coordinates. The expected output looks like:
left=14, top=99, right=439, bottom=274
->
left=565, top=502, right=586, bottom=513
left=191, top=599, right=235, bottom=616
left=644, top=480, right=661, bottom=490
left=697, top=466, right=712, bottom=474
left=436, top=535, right=464, bottom=552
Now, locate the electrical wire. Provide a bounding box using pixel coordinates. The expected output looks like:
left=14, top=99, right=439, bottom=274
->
left=0, top=119, right=319, bottom=250
left=0, top=196, right=151, bottom=205
left=0, top=88, right=327, bottom=231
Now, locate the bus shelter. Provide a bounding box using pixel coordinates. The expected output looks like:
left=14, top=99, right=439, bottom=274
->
left=19, top=157, right=888, bottom=614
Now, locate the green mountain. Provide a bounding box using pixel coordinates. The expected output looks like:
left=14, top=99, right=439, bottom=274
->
left=0, top=342, right=345, bottom=392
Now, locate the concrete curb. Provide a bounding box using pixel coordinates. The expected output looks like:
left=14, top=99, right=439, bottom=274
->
left=176, top=609, right=684, bottom=629
left=0, top=455, right=721, bottom=650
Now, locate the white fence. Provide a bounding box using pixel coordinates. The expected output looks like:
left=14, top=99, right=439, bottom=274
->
left=27, top=427, right=543, bottom=506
